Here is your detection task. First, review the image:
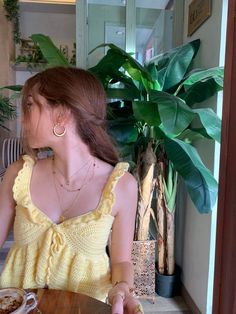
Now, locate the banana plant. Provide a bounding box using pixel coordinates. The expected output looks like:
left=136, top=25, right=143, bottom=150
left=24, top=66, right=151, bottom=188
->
left=89, top=40, right=224, bottom=275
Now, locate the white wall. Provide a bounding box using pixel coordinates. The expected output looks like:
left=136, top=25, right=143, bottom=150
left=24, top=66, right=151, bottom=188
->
left=19, top=3, right=76, bottom=58
left=176, top=1, right=227, bottom=313
left=0, top=1, right=17, bottom=154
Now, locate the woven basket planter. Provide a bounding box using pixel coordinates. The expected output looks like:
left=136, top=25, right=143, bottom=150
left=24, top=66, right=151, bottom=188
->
left=132, top=240, right=156, bottom=298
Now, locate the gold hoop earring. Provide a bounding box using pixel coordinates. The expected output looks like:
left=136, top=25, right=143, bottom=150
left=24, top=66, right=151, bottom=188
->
left=53, top=124, right=66, bottom=137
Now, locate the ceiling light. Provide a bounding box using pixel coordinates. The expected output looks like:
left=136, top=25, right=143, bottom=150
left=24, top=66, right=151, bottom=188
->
left=19, top=0, right=75, bottom=4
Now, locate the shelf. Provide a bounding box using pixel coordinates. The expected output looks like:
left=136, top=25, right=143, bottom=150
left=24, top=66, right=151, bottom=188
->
left=11, top=62, right=46, bottom=72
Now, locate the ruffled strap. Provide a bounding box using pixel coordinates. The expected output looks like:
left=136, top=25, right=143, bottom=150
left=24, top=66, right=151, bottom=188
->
left=98, top=162, right=129, bottom=215
left=12, top=154, right=35, bottom=204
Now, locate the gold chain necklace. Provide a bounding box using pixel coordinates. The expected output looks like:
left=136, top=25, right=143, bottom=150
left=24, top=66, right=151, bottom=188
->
left=52, top=159, right=96, bottom=223
left=53, top=156, right=91, bottom=186
left=52, top=158, right=95, bottom=192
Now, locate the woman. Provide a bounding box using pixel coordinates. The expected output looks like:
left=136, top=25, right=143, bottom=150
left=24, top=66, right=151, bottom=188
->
left=0, top=67, right=143, bottom=314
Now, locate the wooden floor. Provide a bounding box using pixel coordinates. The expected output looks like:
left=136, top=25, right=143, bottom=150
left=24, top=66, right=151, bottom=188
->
left=0, top=233, right=192, bottom=314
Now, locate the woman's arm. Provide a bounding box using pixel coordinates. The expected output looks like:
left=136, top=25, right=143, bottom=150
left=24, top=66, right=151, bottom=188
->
left=0, top=160, right=23, bottom=248
left=108, top=172, right=144, bottom=313
left=110, top=171, right=137, bottom=286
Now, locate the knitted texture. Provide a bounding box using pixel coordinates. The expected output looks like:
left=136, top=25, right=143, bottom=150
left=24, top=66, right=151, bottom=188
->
left=0, top=155, right=129, bottom=301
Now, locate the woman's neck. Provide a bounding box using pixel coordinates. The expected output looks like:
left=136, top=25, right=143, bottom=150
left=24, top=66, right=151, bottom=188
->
left=51, top=136, right=94, bottom=182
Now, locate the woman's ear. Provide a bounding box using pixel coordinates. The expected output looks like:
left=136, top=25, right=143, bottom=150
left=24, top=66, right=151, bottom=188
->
left=54, top=106, right=71, bottom=126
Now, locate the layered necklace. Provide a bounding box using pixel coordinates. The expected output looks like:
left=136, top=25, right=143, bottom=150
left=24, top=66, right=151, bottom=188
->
left=52, top=157, right=92, bottom=191
left=52, top=157, right=96, bottom=223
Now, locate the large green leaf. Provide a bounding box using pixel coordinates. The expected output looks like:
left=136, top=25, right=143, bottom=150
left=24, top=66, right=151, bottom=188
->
left=179, top=68, right=224, bottom=106
left=90, top=43, right=151, bottom=80
left=153, top=126, right=167, bottom=140
left=106, top=88, right=140, bottom=100
left=0, top=85, right=23, bottom=92
left=109, top=75, right=140, bottom=97
left=182, top=67, right=224, bottom=89
left=89, top=48, right=127, bottom=83
left=163, top=162, right=178, bottom=213
left=164, top=138, right=218, bottom=213
left=133, top=101, right=161, bottom=126
left=122, top=62, right=154, bottom=91
left=89, top=48, right=140, bottom=94
left=149, top=39, right=200, bottom=91
left=176, top=128, right=211, bottom=142
left=145, top=63, right=163, bottom=92
left=30, top=34, right=70, bottom=67
left=149, top=90, right=195, bottom=136
left=189, top=127, right=213, bottom=139
left=193, top=108, right=221, bottom=142
left=89, top=43, right=153, bottom=89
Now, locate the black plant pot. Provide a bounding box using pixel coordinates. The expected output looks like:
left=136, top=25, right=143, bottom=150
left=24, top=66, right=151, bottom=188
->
left=155, top=265, right=181, bottom=298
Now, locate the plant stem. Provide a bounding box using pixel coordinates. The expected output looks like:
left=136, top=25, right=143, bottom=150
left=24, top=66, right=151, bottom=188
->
left=166, top=211, right=175, bottom=275
left=156, top=161, right=166, bottom=274
left=135, top=141, right=156, bottom=240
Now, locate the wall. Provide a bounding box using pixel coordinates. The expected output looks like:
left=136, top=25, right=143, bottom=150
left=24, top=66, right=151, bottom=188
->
left=19, top=3, right=76, bottom=58
left=0, top=1, right=17, bottom=143
left=175, top=1, right=227, bottom=313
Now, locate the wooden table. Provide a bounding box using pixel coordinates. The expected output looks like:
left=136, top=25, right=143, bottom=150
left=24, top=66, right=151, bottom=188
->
left=30, top=289, right=111, bottom=314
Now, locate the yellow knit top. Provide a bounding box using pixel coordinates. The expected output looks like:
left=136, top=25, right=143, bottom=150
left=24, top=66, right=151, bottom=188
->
left=0, top=155, right=129, bottom=301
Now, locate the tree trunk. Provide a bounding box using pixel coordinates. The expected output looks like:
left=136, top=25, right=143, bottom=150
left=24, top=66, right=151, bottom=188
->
left=156, top=171, right=166, bottom=274
left=135, top=141, right=156, bottom=241
left=166, top=211, right=175, bottom=275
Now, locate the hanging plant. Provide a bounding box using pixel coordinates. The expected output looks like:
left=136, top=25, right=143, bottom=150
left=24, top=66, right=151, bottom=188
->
left=3, top=0, right=21, bottom=43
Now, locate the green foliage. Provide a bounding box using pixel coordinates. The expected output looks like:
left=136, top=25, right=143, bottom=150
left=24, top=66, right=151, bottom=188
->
left=89, top=40, right=224, bottom=214
left=0, top=94, right=17, bottom=130
left=3, top=0, right=20, bottom=43
left=30, top=34, right=70, bottom=67
left=15, top=44, right=47, bottom=69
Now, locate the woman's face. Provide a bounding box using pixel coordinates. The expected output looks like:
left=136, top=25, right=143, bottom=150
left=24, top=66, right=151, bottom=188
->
left=23, top=93, right=55, bottom=149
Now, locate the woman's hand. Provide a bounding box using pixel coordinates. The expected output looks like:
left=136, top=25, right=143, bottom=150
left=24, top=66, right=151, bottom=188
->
left=108, top=285, right=144, bottom=314
left=110, top=293, right=125, bottom=314
left=123, top=294, right=144, bottom=314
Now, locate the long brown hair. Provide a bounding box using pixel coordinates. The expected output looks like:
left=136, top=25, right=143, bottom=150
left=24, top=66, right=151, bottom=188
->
left=21, top=66, right=119, bottom=165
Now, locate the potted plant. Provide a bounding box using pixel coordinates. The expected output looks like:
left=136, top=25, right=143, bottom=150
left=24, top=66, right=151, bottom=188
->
left=1, top=35, right=223, bottom=298
left=88, top=40, right=223, bottom=297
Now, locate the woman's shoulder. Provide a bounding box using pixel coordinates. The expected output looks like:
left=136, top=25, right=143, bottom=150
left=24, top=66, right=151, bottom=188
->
left=116, top=166, right=137, bottom=193
left=2, top=158, right=25, bottom=187
left=110, top=163, right=138, bottom=215
left=5, top=158, right=24, bottom=176
left=108, top=161, right=137, bottom=195
left=5, top=154, right=50, bottom=179
left=96, top=159, right=132, bottom=180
